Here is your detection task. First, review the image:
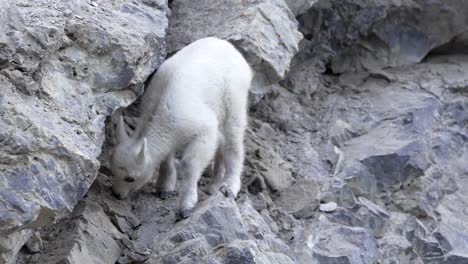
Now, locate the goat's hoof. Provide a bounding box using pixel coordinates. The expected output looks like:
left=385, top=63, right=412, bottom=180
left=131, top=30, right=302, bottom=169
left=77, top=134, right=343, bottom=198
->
left=206, top=185, right=218, bottom=196
left=176, top=209, right=193, bottom=220
left=219, top=186, right=235, bottom=199
left=157, top=190, right=172, bottom=199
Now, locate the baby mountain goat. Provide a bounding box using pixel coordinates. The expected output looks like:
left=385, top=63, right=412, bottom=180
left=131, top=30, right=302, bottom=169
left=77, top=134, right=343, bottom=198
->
left=110, top=37, right=252, bottom=218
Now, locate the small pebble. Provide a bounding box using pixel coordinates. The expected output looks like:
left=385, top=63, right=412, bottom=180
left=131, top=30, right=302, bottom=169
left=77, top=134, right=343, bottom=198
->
left=90, top=2, right=98, bottom=7
left=319, top=202, right=337, bottom=213
left=64, top=9, right=73, bottom=17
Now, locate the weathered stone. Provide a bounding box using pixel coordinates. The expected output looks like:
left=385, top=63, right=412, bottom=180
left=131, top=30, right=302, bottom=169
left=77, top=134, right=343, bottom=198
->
left=319, top=202, right=337, bottom=213
left=32, top=184, right=125, bottom=264
left=237, top=197, right=296, bottom=261
left=284, top=0, right=318, bottom=16
left=334, top=83, right=443, bottom=200
left=244, top=128, right=293, bottom=192
left=0, top=230, right=32, bottom=264
left=143, top=193, right=299, bottom=264
left=299, top=0, right=468, bottom=73
left=294, top=216, right=379, bottom=264
left=327, top=197, right=389, bottom=238
left=4, top=2, right=468, bottom=264
left=24, top=231, right=42, bottom=254
left=219, top=240, right=295, bottom=264
left=0, top=0, right=168, bottom=237
left=275, top=180, right=320, bottom=218
left=146, top=193, right=248, bottom=263
left=167, top=0, right=302, bottom=87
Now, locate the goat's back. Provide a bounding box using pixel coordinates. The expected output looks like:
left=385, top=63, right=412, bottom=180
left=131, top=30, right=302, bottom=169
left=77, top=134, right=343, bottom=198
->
left=143, top=37, right=252, bottom=126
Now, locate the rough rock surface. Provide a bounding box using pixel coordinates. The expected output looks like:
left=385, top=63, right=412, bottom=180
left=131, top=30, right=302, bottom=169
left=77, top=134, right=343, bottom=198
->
left=3, top=1, right=468, bottom=264
left=299, top=0, right=468, bottom=73
left=166, top=0, right=303, bottom=103
left=0, top=0, right=168, bottom=261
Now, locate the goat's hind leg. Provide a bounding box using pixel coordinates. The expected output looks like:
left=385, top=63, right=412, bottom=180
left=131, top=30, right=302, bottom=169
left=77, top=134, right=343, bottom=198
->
left=219, top=115, right=246, bottom=199
left=207, top=132, right=225, bottom=195
left=155, top=155, right=177, bottom=199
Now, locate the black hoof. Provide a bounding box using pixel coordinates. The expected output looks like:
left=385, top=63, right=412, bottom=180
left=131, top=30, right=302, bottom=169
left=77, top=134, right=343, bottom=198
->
left=157, top=190, right=172, bottom=199
left=219, top=186, right=235, bottom=199
left=176, top=209, right=193, bottom=220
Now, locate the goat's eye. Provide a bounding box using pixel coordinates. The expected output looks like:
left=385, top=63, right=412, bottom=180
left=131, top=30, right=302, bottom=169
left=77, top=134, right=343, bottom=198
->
left=124, top=177, right=135, bottom=183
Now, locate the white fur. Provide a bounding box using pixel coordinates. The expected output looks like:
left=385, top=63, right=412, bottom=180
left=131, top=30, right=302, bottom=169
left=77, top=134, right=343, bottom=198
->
left=111, top=37, right=252, bottom=214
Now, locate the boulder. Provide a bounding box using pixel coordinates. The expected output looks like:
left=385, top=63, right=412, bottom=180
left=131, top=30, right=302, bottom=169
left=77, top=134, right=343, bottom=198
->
left=0, top=0, right=168, bottom=237
left=284, top=0, right=318, bottom=16
left=327, top=197, right=389, bottom=238
left=167, top=0, right=303, bottom=102
left=146, top=194, right=296, bottom=264
left=294, top=216, right=379, bottom=264
left=244, top=128, right=293, bottom=193
left=0, top=0, right=168, bottom=259
left=0, top=230, right=32, bottom=264
left=275, top=180, right=320, bottom=218
left=299, top=0, right=468, bottom=73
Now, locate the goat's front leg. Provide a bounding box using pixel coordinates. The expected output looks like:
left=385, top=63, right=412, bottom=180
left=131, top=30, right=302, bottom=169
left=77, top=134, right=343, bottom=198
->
left=155, top=155, right=177, bottom=199
left=177, top=127, right=217, bottom=219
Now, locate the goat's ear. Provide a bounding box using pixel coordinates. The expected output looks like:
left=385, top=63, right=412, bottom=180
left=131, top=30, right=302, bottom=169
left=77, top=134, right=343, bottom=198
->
left=136, top=138, right=147, bottom=165
left=116, top=115, right=129, bottom=143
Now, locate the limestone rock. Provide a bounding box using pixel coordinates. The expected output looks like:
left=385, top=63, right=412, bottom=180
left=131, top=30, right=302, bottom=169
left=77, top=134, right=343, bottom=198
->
left=24, top=232, right=42, bottom=254
left=327, top=197, right=389, bottom=238
left=244, top=128, right=293, bottom=192
left=319, top=202, right=337, bottom=213
left=0, top=230, right=32, bottom=264
left=275, top=180, right=320, bottom=218
left=146, top=194, right=296, bottom=264
left=167, top=0, right=303, bottom=87
left=299, top=0, right=468, bottom=73
left=3, top=1, right=468, bottom=264
left=0, top=0, right=168, bottom=238
left=284, top=0, right=318, bottom=16
left=294, top=216, right=379, bottom=264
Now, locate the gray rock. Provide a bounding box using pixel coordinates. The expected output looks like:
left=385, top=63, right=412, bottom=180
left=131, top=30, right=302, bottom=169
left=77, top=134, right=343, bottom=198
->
left=319, top=202, right=337, bottom=213
left=145, top=194, right=297, bottom=264
left=15, top=174, right=164, bottom=264
left=3, top=1, right=468, bottom=264
left=32, top=184, right=125, bottom=264
left=0, top=230, right=32, bottom=264
left=284, top=0, right=318, bottom=16
left=244, top=128, right=293, bottom=192
left=219, top=240, right=295, bottom=264
left=335, top=83, right=443, bottom=200
left=275, top=180, right=320, bottom=218
left=25, top=231, right=42, bottom=254
left=146, top=193, right=248, bottom=263
left=237, top=197, right=297, bottom=261
left=295, top=215, right=379, bottom=264
left=167, top=0, right=302, bottom=84
left=327, top=197, right=389, bottom=238
left=299, top=0, right=468, bottom=73
left=0, top=0, right=168, bottom=238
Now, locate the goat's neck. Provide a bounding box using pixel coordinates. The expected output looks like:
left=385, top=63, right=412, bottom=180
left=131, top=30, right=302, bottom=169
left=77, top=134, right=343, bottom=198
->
left=142, top=114, right=176, bottom=164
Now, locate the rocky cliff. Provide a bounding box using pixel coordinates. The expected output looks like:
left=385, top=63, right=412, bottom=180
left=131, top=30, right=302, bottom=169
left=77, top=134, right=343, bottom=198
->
left=1, top=0, right=468, bottom=263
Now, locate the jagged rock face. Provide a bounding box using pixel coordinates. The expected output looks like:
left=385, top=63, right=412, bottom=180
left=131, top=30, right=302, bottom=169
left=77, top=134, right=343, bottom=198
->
left=284, top=0, right=318, bottom=16
left=167, top=0, right=303, bottom=103
left=0, top=0, right=168, bottom=253
left=299, top=0, right=468, bottom=73
left=167, top=0, right=302, bottom=82
left=3, top=1, right=468, bottom=264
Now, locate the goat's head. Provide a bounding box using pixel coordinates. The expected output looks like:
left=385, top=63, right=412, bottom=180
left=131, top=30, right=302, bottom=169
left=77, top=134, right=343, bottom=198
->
left=110, top=116, right=154, bottom=199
